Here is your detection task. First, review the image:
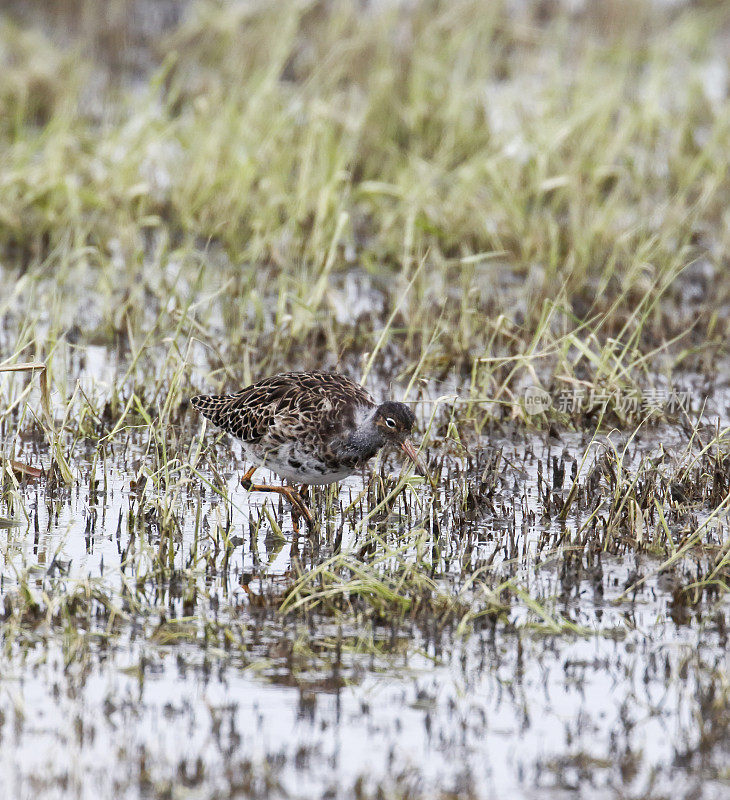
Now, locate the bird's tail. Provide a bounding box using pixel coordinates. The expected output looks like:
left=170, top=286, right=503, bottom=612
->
left=189, top=394, right=230, bottom=427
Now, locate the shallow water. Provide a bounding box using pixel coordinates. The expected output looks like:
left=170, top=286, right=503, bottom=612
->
left=3, top=610, right=726, bottom=800
left=1, top=403, right=728, bottom=799
left=2, top=300, right=729, bottom=800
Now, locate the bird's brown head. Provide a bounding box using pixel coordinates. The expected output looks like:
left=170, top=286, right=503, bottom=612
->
left=374, top=401, right=416, bottom=443
left=374, top=401, right=433, bottom=484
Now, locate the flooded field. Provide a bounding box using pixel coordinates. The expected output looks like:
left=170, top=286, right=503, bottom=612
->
left=2, top=370, right=729, bottom=798
left=1, top=1, right=730, bottom=798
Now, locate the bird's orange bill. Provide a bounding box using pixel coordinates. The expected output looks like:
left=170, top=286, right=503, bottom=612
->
left=401, top=439, right=436, bottom=487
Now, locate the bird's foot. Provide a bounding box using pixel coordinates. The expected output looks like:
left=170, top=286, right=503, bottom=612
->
left=240, top=469, right=314, bottom=529
left=240, top=466, right=257, bottom=490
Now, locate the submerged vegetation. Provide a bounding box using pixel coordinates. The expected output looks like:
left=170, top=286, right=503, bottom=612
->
left=0, top=1, right=729, bottom=798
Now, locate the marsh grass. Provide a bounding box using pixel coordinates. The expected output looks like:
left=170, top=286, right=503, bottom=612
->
left=0, top=2, right=727, bottom=389
left=1, top=0, right=730, bottom=797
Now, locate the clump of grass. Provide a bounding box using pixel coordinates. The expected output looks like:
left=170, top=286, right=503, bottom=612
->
left=0, top=361, right=72, bottom=483
left=279, top=528, right=506, bottom=625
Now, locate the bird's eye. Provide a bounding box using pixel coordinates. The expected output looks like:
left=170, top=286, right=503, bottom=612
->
left=385, top=417, right=396, bottom=428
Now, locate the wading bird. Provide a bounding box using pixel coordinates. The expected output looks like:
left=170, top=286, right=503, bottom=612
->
left=191, top=371, right=427, bottom=526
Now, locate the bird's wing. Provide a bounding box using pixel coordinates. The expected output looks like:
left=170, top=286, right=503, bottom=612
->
left=191, top=372, right=374, bottom=443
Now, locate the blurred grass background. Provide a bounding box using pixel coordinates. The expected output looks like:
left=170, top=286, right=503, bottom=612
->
left=0, top=0, right=728, bottom=424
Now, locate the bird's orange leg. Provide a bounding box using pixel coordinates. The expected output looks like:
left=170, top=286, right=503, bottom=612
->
left=240, top=468, right=314, bottom=526
left=291, top=486, right=311, bottom=534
